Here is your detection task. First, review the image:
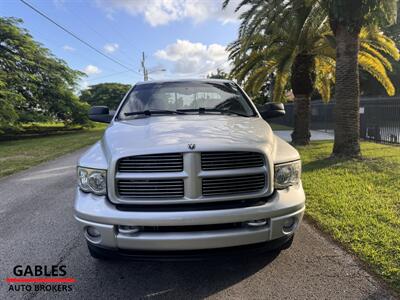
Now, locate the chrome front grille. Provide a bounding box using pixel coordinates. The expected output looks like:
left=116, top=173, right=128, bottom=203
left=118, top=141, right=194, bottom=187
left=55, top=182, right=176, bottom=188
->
left=202, top=174, right=266, bottom=196
left=117, top=179, right=184, bottom=198
left=117, top=153, right=183, bottom=173
left=201, top=151, right=264, bottom=170
left=113, top=151, right=268, bottom=203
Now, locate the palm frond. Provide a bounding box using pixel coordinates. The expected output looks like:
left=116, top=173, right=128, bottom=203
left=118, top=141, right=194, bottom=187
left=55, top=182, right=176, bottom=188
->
left=360, top=42, right=393, bottom=71
left=358, top=51, right=395, bottom=96
left=363, top=28, right=400, bottom=61
left=315, top=56, right=335, bottom=102
left=272, top=55, right=295, bottom=102
left=245, top=65, right=275, bottom=95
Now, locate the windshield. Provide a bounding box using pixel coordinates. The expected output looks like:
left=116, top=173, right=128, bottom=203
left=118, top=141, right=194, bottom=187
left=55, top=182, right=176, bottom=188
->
left=117, top=81, right=256, bottom=120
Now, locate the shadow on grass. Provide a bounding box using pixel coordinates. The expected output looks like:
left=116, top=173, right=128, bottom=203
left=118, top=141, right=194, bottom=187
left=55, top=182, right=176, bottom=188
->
left=302, top=156, right=350, bottom=172
left=303, top=154, right=399, bottom=176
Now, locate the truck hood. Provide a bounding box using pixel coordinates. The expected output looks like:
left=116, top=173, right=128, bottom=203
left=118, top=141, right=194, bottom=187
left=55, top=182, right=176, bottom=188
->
left=101, top=115, right=275, bottom=159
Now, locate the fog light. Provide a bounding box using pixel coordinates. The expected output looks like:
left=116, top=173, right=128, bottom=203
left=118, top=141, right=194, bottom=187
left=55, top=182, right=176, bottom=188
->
left=118, top=225, right=140, bottom=235
left=282, top=217, right=296, bottom=233
left=246, top=219, right=268, bottom=227
left=86, top=226, right=101, bottom=238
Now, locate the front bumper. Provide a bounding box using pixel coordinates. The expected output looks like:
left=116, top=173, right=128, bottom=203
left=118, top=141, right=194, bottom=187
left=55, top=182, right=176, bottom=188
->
left=74, top=185, right=305, bottom=251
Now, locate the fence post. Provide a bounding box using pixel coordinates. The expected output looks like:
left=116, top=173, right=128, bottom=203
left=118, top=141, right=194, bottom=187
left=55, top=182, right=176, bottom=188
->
left=359, top=106, right=366, bottom=140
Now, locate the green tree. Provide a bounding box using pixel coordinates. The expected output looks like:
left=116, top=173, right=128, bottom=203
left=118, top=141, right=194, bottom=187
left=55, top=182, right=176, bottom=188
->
left=0, top=17, right=88, bottom=132
left=226, top=1, right=398, bottom=145
left=80, top=83, right=131, bottom=110
left=326, top=0, right=398, bottom=157
left=207, top=68, right=229, bottom=79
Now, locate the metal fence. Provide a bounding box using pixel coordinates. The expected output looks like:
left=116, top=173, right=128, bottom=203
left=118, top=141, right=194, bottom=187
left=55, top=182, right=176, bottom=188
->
left=272, top=97, right=400, bottom=144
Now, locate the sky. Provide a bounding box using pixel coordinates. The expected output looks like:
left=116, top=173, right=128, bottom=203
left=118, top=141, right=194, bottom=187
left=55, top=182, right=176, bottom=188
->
left=1, top=0, right=242, bottom=90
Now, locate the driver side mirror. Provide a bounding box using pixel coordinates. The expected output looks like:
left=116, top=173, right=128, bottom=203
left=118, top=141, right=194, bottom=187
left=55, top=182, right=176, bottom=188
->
left=88, top=106, right=114, bottom=123
left=259, top=103, right=285, bottom=120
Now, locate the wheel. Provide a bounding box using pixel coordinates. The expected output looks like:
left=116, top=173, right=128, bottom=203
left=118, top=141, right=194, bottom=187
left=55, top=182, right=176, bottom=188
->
left=87, top=242, right=111, bottom=260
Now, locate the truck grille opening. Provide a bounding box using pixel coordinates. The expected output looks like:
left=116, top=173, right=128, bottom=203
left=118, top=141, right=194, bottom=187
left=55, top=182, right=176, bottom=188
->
left=202, top=174, right=266, bottom=196
left=117, top=153, right=183, bottom=173
left=115, top=197, right=271, bottom=211
left=117, top=179, right=184, bottom=198
left=201, top=151, right=264, bottom=170
left=140, top=222, right=244, bottom=233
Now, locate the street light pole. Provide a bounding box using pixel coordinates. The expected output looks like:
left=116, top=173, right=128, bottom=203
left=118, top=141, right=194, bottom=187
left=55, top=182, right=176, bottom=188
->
left=141, top=51, right=148, bottom=81
left=141, top=51, right=166, bottom=81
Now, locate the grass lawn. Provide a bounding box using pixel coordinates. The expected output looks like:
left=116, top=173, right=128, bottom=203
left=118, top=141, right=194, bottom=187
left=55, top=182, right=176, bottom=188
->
left=0, top=122, right=87, bottom=140
left=0, top=124, right=106, bottom=178
left=297, top=141, right=400, bottom=292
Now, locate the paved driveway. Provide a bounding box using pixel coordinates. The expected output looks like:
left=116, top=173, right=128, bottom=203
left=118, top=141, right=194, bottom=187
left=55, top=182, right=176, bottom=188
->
left=274, top=130, right=334, bottom=141
left=0, top=149, right=396, bottom=299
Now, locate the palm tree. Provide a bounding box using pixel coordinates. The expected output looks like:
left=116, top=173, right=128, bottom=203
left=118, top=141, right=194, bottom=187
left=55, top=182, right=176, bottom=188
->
left=228, top=2, right=331, bottom=145
left=225, top=0, right=398, bottom=146
left=326, top=0, right=398, bottom=157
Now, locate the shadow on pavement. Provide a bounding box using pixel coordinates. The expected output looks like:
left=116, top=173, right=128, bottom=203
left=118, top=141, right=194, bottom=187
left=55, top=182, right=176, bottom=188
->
left=90, top=251, right=281, bottom=299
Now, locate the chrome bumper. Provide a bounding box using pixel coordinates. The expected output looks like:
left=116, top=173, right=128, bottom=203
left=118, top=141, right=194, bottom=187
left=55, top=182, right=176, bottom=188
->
left=74, top=185, right=305, bottom=251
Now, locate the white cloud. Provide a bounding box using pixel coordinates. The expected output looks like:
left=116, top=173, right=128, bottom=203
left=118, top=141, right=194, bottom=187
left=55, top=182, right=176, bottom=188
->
left=155, top=40, right=230, bottom=76
left=83, top=65, right=102, bottom=75
left=62, top=45, right=75, bottom=52
left=105, top=12, right=114, bottom=20
left=103, top=43, right=119, bottom=53
left=53, top=0, right=66, bottom=8
left=96, top=0, right=243, bottom=26
left=80, top=79, right=89, bottom=91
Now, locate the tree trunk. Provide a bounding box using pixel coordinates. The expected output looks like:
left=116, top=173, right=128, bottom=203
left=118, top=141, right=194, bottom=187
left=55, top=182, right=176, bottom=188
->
left=290, top=54, right=315, bottom=145
left=332, top=24, right=361, bottom=158
left=291, top=95, right=311, bottom=145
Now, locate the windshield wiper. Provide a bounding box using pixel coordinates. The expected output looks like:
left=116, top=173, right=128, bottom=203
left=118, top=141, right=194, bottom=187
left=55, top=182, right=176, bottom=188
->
left=177, top=108, right=250, bottom=117
left=124, top=110, right=187, bottom=117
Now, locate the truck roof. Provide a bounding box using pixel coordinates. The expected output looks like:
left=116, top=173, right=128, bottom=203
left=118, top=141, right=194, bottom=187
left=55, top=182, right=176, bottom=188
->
left=135, top=78, right=233, bottom=86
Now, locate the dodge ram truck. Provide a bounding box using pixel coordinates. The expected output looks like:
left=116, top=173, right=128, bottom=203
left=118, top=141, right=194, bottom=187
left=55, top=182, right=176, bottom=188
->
left=74, top=79, right=305, bottom=259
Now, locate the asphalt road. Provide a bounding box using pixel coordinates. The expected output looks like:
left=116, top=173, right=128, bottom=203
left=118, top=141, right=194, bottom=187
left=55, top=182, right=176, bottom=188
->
left=0, top=148, right=397, bottom=300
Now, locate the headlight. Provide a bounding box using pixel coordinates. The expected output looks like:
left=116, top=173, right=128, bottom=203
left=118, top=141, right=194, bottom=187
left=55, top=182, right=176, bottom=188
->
left=77, top=167, right=107, bottom=195
left=274, top=160, right=301, bottom=189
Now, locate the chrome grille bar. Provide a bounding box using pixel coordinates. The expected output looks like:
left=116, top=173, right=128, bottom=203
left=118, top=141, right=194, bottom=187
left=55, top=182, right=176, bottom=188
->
left=118, top=153, right=183, bottom=173
left=201, top=152, right=264, bottom=170
left=117, top=179, right=184, bottom=198
left=202, top=174, right=266, bottom=196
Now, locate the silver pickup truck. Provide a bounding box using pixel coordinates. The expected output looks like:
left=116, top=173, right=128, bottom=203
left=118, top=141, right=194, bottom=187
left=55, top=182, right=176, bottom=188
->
left=74, top=79, right=305, bottom=259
